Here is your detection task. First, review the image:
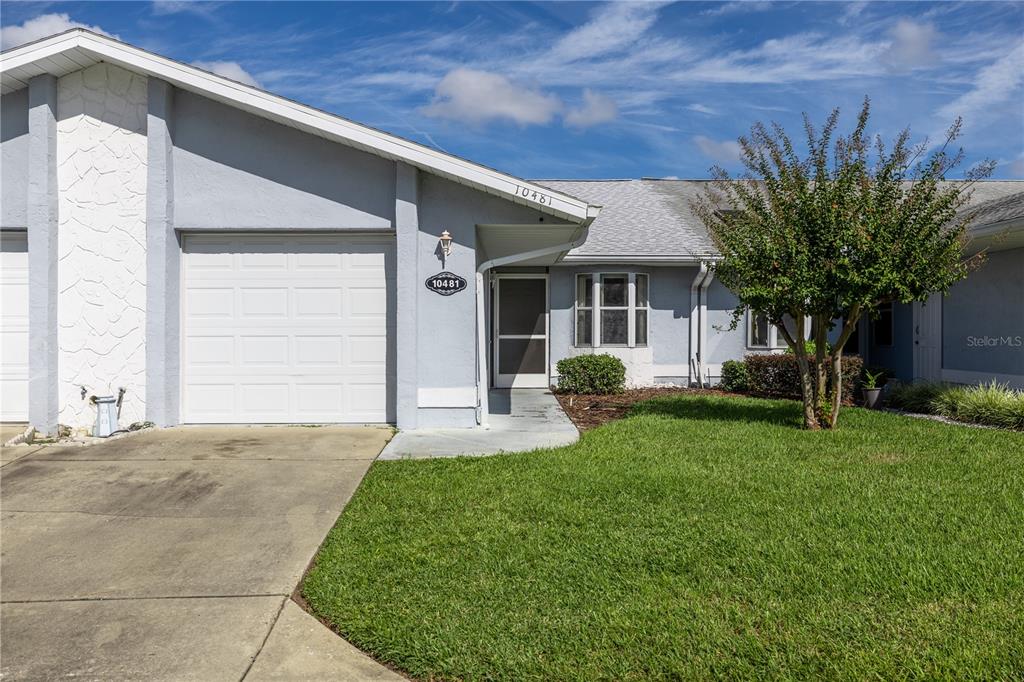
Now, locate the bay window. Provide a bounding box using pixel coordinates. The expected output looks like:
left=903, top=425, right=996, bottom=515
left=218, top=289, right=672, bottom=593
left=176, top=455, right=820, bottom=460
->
left=747, top=309, right=787, bottom=349
left=575, top=273, right=649, bottom=348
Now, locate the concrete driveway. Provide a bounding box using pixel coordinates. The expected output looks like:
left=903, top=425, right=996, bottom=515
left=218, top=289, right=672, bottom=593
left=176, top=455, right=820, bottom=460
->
left=0, top=426, right=401, bottom=681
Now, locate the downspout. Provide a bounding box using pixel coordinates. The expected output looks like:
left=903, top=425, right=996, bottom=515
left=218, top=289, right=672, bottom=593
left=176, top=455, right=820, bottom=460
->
left=698, top=264, right=715, bottom=386
left=688, top=262, right=709, bottom=387
left=475, top=226, right=590, bottom=427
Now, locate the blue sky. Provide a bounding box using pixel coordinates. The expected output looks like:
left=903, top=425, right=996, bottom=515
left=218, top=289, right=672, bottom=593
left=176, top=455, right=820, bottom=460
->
left=2, top=1, right=1022, bottom=179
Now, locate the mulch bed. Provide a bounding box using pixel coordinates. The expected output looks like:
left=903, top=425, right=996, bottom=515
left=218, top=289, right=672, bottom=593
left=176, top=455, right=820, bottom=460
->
left=555, top=388, right=734, bottom=431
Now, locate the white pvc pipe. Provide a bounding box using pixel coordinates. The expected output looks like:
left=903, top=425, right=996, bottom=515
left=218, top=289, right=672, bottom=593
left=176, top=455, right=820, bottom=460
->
left=688, top=262, right=708, bottom=387
left=475, top=271, right=489, bottom=426
left=699, top=265, right=715, bottom=386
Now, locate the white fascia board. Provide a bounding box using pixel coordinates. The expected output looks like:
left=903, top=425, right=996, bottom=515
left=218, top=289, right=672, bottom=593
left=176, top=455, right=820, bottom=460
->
left=2, top=30, right=598, bottom=224
left=0, top=30, right=83, bottom=71
left=560, top=254, right=721, bottom=264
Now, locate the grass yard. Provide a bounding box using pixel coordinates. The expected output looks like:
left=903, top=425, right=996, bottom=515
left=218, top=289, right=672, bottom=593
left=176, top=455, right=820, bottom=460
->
left=303, top=394, right=1024, bottom=680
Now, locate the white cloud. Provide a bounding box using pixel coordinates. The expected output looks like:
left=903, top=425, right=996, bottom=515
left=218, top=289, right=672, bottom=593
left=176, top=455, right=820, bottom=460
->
left=935, top=42, right=1024, bottom=137
left=565, top=90, right=618, bottom=128
left=422, top=68, right=562, bottom=126
left=694, top=135, right=742, bottom=163
left=838, top=2, right=869, bottom=26
left=549, top=2, right=663, bottom=64
left=192, top=60, right=262, bottom=88
left=1008, top=157, right=1024, bottom=177
left=151, top=1, right=223, bottom=17
left=0, top=13, right=116, bottom=49
left=701, top=1, right=775, bottom=17
left=880, top=19, right=938, bottom=71
left=687, top=103, right=718, bottom=115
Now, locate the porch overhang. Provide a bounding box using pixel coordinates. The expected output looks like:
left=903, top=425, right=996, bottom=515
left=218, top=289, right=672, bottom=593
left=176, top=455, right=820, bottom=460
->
left=475, top=223, right=589, bottom=267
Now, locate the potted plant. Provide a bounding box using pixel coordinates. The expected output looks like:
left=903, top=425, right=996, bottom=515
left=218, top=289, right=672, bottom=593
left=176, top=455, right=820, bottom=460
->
left=862, top=369, right=885, bottom=409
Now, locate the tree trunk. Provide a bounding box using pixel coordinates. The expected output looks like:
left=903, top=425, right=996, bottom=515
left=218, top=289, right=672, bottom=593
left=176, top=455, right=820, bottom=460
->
left=777, top=316, right=819, bottom=430
left=830, top=352, right=843, bottom=426
left=813, top=314, right=831, bottom=428
left=826, top=305, right=863, bottom=428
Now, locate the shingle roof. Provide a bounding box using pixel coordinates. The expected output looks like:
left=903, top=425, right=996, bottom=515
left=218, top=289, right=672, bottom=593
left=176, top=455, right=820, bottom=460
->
left=960, top=188, right=1024, bottom=227
left=538, top=179, right=1024, bottom=260
left=537, top=180, right=717, bottom=258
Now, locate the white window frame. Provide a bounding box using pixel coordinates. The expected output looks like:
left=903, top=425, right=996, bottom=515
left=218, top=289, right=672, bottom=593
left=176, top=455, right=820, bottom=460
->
left=574, top=272, right=649, bottom=348
left=746, top=309, right=787, bottom=350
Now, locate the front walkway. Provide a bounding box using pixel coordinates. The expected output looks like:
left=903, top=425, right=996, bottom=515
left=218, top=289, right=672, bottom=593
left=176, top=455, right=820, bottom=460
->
left=0, top=426, right=402, bottom=681
left=379, top=389, right=578, bottom=459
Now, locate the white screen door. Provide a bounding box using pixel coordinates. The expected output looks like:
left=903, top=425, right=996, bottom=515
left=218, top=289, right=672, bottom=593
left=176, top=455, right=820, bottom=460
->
left=494, top=276, right=548, bottom=388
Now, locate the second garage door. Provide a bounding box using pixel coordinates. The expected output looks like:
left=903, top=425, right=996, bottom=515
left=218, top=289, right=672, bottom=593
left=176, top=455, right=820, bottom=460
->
left=181, top=234, right=394, bottom=424
left=1, top=232, right=29, bottom=422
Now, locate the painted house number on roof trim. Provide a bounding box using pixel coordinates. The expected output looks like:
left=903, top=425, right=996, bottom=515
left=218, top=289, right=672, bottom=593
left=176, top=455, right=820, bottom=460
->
left=515, top=185, right=553, bottom=206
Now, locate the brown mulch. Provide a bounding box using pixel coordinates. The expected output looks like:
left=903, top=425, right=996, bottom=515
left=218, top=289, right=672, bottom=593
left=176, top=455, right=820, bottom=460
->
left=555, top=387, right=734, bottom=431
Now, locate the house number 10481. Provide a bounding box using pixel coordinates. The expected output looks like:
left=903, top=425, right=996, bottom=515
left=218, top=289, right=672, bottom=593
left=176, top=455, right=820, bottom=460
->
left=515, top=185, right=553, bottom=206
left=425, top=271, right=468, bottom=296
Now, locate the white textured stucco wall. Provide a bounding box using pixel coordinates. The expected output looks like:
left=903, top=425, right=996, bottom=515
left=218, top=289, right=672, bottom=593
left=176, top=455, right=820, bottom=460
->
left=57, top=64, right=148, bottom=429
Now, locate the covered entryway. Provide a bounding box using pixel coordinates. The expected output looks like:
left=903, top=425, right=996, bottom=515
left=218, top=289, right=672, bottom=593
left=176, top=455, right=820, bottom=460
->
left=1, top=232, right=29, bottom=422
left=493, top=275, right=548, bottom=388
left=181, top=234, right=394, bottom=423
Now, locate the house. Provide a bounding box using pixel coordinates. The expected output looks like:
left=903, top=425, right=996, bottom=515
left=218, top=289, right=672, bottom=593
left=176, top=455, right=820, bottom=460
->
left=862, top=188, right=1024, bottom=388
left=1, top=31, right=1021, bottom=435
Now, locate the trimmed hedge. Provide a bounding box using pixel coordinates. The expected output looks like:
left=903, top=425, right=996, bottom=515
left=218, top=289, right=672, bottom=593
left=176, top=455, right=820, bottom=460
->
left=744, top=353, right=863, bottom=405
left=720, top=360, right=749, bottom=392
left=555, top=354, right=626, bottom=394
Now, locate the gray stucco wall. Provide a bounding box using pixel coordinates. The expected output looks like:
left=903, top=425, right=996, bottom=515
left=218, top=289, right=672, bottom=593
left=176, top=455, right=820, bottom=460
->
left=942, top=247, right=1024, bottom=376
left=171, top=90, right=396, bottom=229
left=416, top=173, right=549, bottom=427
left=549, top=265, right=694, bottom=385
left=145, top=78, right=180, bottom=426
left=1, top=89, right=29, bottom=228
left=27, top=75, right=59, bottom=434
left=704, top=277, right=747, bottom=366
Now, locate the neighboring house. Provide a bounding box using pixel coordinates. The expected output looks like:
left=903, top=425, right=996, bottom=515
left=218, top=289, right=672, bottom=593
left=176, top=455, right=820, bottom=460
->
left=1, top=31, right=1020, bottom=434
left=861, top=189, right=1024, bottom=388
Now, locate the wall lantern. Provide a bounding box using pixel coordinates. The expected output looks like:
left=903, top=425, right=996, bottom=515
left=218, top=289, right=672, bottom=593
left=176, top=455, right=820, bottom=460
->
left=438, top=230, right=453, bottom=258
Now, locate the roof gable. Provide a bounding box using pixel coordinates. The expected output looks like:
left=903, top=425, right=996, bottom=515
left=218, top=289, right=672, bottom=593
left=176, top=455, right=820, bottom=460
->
left=1, top=29, right=598, bottom=224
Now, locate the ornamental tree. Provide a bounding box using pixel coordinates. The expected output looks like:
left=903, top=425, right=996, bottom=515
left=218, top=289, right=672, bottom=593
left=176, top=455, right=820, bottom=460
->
left=692, top=97, right=995, bottom=430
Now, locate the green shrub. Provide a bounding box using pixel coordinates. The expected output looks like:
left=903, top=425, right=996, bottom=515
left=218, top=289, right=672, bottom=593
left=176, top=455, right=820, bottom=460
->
left=886, top=382, right=945, bottom=414
left=719, top=360, right=749, bottom=392
left=555, top=354, right=626, bottom=394
left=783, top=340, right=831, bottom=356
left=932, top=381, right=1024, bottom=430
left=744, top=353, right=863, bottom=405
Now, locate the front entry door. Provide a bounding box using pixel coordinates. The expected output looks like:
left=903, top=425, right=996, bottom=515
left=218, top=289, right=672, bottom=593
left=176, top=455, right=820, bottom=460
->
left=913, top=293, right=942, bottom=382
left=494, top=276, right=548, bottom=388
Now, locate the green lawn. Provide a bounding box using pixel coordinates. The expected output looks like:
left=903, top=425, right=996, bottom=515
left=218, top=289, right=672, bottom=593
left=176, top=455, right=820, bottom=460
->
left=303, top=395, right=1024, bottom=680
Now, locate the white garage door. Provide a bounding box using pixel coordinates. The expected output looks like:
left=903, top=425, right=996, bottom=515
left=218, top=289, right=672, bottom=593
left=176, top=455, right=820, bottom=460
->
left=1, top=232, right=29, bottom=422
left=181, top=234, right=394, bottom=423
